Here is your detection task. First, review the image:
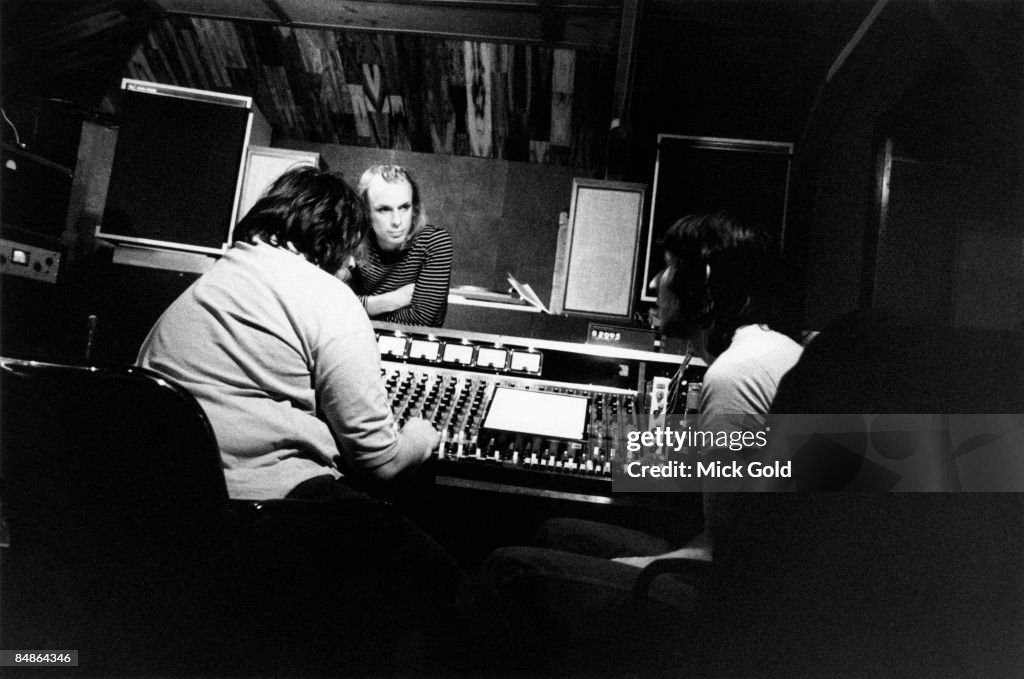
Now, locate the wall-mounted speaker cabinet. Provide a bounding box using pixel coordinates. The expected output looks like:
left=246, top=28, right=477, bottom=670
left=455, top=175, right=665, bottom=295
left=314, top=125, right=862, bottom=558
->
left=550, top=178, right=646, bottom=320
left=97, top=79, right=270, bottom=256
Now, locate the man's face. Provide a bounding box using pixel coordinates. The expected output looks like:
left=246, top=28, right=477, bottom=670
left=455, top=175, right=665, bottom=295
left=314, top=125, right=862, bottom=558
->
left=652, top=256, right=683, bottom=337
left=366, top=175, right=414, bottom=252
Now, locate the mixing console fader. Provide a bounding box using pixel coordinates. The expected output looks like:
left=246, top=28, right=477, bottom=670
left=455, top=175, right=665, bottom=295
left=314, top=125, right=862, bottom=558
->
left=384, top=364, right=638, bottom=476
left=374, top=321, right=704, bottom=503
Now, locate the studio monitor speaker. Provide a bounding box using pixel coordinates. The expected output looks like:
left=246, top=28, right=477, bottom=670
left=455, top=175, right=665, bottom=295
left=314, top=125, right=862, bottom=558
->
left=237, top=146, right=324, bottom=219
left=551, top=178, right=645, bottom=319
left=98, top=79, right=270, bottom=255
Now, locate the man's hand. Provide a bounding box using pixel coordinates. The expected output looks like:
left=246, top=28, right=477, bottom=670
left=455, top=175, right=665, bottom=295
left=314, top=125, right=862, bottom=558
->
left=365, top=283, right=416, bottom=316
left=369, top=417, right=440, bottom=482
left=400, top=417, right=440, bottom=462
left=393, top=283, right=416, bottom=307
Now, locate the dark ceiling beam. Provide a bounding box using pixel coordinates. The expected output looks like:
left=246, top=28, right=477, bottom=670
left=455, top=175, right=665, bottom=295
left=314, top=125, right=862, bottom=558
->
left=150, top=0, right=621, bottom=52
left=147, top=0, right=281, bottom=22
left=611, top=0, right=641, bottom=124
left=261, top=0, right=294, bottom=26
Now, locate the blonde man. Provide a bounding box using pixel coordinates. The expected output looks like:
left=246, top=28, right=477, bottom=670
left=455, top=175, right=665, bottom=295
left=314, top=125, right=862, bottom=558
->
left=353, top=164, right=453, bottom=327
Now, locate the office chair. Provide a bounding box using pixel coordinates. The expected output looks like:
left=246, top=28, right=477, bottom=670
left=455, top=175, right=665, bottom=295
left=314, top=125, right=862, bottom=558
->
left=0, top=357, right=433, bottom=677
left=0, top=357, right=236, bottom=675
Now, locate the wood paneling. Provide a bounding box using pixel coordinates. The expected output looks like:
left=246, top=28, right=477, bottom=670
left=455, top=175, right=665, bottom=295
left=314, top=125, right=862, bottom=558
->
left=123, top=16, right=612, bottom=168
left=154, top=0, right=621, bottom=53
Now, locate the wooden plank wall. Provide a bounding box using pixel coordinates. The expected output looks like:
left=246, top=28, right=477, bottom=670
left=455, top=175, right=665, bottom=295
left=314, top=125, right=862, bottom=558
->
left=123, top=16, right=613, bottom=169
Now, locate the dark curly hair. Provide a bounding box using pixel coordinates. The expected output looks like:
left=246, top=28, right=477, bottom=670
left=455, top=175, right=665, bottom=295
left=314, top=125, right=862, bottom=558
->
left=233, top=166, right=368, bottom=274
left=661, top=210, right=792, bottom=355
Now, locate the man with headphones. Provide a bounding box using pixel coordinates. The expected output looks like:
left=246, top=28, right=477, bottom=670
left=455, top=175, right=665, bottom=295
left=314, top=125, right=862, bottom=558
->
left=459, top=211, right=804, bottom=676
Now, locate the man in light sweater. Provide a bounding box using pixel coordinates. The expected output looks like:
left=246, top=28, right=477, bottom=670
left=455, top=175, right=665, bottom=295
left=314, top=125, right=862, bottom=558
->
left=138, top=166, right=439, bottom=500
left=137, top=166, right=460, bottom=673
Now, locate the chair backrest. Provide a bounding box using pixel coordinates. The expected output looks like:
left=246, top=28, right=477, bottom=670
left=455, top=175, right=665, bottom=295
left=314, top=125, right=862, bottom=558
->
left=706, top=313, right=1024, bottom=676
left=0, top=357, right=456, bottom=676
left=1, top=357, right=229, bottom=527
left=0, top=357, right=232, bottom=669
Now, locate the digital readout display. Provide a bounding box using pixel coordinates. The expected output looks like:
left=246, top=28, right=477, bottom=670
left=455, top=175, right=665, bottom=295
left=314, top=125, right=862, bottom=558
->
left=509, top=350, right=542, bottom=374
left=442, top=343, right=474, bottom=365
left=409, top=339, right=440, bottom=361
left=378, top=335, right=408, bottom=357
left=483, top=387, right=588, bottom=440
left=475, top=347, right=508, bottom=369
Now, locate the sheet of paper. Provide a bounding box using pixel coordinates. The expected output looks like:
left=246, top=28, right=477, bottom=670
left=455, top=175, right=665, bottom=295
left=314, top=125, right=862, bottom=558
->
left=507, top=273, right=550, bottom=313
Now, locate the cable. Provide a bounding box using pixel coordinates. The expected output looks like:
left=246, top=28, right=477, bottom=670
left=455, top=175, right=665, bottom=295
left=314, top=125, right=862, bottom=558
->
left=2, top=107, right=25, bottom=148
left=666, top=352, right=693, bottom=414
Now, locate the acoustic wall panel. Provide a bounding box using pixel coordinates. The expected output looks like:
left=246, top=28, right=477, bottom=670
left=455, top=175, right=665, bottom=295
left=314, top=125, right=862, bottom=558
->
left=553, top=179, right=645, bottom=319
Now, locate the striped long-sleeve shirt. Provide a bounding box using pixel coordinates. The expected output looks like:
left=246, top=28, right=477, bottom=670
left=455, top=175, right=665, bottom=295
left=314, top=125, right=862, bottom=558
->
left=354, top=224, right=453, bottom=327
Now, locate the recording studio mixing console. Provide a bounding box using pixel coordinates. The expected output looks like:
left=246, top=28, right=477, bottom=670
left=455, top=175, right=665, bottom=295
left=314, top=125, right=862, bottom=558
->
left=373, top=321, right=704, bottom=505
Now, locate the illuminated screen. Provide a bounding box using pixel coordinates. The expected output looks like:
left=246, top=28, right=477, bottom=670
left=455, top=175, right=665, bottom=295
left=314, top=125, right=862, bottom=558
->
left=483, top=387, right=588, bottom=440
left=409, top=339, right=440, bottom=361
left=378, top=335, right=408, bottom=357
left=476, top=347, right=508, bottom=369
left=509, top=351, right=542, bottom=374
left=11, top=249, right=29, bottom=265
left=443, top=343, right=474, bottom=365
